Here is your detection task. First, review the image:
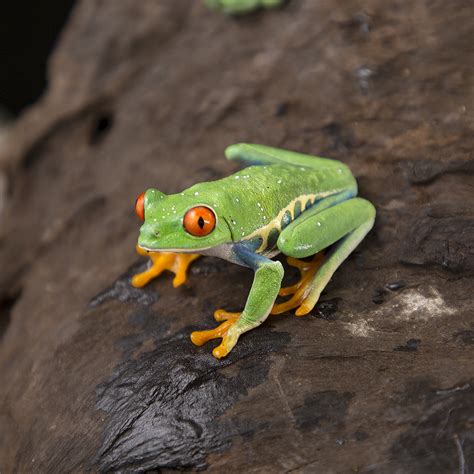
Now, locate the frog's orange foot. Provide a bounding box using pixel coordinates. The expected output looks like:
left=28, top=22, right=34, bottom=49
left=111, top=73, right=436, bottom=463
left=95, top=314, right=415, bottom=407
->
left=131, top=245, right=200, bottom=288
left=271, top=252, right=325, bottom=316
left=191, top=309, right=241, bottom=359
left=213, top=308, right=241, bottom=322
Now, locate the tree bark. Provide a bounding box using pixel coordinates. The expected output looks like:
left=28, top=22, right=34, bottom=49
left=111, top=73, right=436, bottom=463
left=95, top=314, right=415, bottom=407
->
left=1, top=1, right=473, bottom=472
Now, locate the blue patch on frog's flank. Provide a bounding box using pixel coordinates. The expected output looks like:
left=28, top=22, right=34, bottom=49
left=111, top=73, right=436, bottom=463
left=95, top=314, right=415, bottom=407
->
left=294, top=201, right=302, bottom=218
left=266, top=228, right=280, bottom=251
left=281, top=210, right=292, bottom=229
left=247, top=236, right=264, bottom=251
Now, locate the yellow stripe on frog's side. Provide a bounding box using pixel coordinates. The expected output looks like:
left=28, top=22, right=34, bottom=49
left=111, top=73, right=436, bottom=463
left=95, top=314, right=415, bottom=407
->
left=243, top=192, right=324, bottom=253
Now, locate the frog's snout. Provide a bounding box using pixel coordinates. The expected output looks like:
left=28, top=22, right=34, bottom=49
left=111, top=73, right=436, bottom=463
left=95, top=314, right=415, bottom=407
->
left=138, top=223, right=161, bottom=248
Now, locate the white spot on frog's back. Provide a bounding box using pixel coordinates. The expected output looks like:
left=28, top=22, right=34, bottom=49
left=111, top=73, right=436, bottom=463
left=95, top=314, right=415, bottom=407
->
left=295, top=243, right=312, bottom=252
left=194, top=191, right=199, bottom=196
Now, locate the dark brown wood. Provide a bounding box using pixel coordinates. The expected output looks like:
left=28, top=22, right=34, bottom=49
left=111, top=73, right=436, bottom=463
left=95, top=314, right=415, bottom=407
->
left=1, top=1, right=473, bottom=472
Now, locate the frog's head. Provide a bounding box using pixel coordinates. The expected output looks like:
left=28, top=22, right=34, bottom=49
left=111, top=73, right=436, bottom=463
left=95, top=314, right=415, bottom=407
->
left=135, top=188, right=232, bottom=252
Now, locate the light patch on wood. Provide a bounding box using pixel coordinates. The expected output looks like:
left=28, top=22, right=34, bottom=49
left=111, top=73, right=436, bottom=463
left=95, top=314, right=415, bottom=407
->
left=345, top=319, right=374, bottom=337
left=380, top=287, right=455, bottom=321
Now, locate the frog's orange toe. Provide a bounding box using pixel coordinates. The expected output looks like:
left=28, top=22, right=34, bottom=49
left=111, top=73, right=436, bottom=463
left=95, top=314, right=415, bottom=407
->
left=295, top=304, right=312, bottom=316
left=213, top=309, right=241, bottom=322
left=131, top=273, right=150, bottom=288
left=172, top=272, right=187, bottom=288
left=190, top=330, right=211, bottom=347
left=212, top=344, right=230, bottom=359
left=271, top=252, right=325, bottom=316
left=190, top=320, right=233, bottom=347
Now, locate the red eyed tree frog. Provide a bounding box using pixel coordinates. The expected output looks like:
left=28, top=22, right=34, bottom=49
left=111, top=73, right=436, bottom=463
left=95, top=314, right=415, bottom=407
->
left=204, top=0, right=285, bottom=15
left=132, top=144, right=376, bottom=359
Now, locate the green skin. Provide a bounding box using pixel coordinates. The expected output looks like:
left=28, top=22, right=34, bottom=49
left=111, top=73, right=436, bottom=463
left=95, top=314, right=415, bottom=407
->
left=138, top=144, right=376, bottom=356
left=204, top=0, right=285, bottom=15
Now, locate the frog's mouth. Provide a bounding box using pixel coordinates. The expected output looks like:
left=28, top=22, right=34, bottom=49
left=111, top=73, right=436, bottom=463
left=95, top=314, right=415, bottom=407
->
left=137, top=243, right=236, bottom=261
left=137, top=244, right=214, bottom=254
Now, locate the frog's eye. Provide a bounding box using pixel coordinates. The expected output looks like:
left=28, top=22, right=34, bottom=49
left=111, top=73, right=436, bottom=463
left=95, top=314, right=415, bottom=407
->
left=183, top=206, right=216, bottom=236
left=135, top=192, right=145, bottom=220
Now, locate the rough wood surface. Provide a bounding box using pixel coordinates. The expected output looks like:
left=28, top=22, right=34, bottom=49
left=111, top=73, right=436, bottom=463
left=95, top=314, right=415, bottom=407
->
left=1, top=1, right=473, bottom=472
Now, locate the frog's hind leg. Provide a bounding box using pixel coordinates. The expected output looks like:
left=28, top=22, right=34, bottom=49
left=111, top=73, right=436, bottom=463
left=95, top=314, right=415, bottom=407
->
left=225, top=143, right=344, bottom=171
left=132, top=246, right=200, bottom=288
left=275, top=197, right=376, bottom=316
left=271, top=253, right=324, bottom=315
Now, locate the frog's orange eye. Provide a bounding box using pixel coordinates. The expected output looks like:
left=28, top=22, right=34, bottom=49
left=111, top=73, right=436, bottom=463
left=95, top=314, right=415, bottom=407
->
left=135, top=192, right=145, bottom=220
left=183, top=206, right=216, bottom=236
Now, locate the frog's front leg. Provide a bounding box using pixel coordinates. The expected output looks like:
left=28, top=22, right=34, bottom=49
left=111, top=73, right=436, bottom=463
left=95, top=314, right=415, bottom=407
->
left=191, top=246, right=284, bottom=359
left=132, top=246, right=200, bottom=288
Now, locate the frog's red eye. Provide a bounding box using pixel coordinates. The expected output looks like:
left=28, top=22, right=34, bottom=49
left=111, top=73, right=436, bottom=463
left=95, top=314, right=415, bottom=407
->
left=135, top=192, right=145, bottom=220
left=183, top=206, right=216, bottom=237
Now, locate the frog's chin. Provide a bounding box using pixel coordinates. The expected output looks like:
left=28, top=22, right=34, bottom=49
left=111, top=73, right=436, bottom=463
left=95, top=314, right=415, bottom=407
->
left=137, top=244, right=213, bottom=254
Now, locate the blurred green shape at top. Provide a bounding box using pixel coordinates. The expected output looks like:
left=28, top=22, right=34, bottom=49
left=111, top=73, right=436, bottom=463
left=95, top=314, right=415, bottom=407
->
left=204, top=0, right=285, bottom=15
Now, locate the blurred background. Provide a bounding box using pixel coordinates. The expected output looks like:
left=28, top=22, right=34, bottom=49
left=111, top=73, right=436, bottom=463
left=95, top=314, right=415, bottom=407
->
left=0, top=1, right=473, bottom=472
left=0, top=1, right=76, bottom=219
left=0, top=2, right=75, bottom=118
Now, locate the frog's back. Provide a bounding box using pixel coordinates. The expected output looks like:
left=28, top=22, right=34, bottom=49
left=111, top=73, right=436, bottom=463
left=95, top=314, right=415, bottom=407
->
left=221, top=162, right=354, bottom=200
left=185, top=162, right=357, bottom=245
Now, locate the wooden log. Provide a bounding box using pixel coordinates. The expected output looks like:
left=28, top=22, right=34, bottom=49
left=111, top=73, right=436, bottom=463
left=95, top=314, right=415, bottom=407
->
left=1, top=1, right=473, bottom=472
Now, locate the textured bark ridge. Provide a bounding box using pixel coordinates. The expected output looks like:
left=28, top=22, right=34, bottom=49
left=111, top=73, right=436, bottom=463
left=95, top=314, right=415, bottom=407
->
left=1, top=1, right=473, bottom=472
